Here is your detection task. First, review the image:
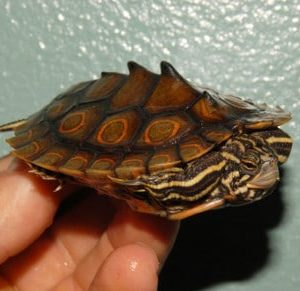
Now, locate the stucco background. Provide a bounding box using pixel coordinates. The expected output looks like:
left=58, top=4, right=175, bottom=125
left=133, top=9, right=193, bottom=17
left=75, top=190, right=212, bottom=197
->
left=0, top=1, right=299, bottom=290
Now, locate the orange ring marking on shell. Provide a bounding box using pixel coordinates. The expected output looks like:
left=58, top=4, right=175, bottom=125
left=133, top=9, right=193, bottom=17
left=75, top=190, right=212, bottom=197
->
left=91, top=158, right=116, bottom=169
left=59, top=112, right=86, bottom=133
left=64, top=156, right=87, bottom=169
left=30, top=141, right=41, bottom=154
left=180, top=142, right=204, bottom=151
left=180, top=142, right=210, bottom=162
left=9, top=129, right=33, bottom=148
left=116, top=158, right=145, bottom=179
left=121, top=158, right=144, bottom=167
left=144, top=119, right=181, bottom=144
left=151, top=154, right=171, bottom=164
left=21, top=141, right=41, bottom=157
left=38, top=152, right=64, bottom=165
left=149, top=152, right=179, bottom=172
left=96, top=118, right=128, bottom=144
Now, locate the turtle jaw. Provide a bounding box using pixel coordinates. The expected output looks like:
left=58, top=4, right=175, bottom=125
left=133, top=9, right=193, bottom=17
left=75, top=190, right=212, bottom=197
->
left=247, top=158, right=279, bottom=189
left=223, top=156, right=280, bottom=206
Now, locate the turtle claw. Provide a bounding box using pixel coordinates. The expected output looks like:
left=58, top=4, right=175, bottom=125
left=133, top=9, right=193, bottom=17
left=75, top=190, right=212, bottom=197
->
left=53, top=179, right=65, bottom=192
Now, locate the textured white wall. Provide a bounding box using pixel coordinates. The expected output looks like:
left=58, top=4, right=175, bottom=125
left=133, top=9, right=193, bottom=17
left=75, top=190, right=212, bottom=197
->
left=0, top=1, right=299, bottom=290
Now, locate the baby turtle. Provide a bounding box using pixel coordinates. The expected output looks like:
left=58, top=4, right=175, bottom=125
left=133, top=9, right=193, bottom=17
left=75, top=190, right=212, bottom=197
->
left=0, top=62, right=293, bottom=219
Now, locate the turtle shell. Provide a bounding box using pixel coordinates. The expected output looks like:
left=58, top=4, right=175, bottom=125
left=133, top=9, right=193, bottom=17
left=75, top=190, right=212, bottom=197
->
left=2, top=62, right=291, bottom=187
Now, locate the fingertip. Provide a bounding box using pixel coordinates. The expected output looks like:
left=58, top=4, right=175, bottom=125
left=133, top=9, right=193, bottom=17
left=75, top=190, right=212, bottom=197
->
left=108, top=202, right=180, bottom=263
left=90, top=244, right=159, bottom=291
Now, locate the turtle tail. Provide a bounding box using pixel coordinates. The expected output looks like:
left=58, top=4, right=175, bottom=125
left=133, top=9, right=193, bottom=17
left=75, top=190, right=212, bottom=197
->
left=0, top=119, right=27, bottom=132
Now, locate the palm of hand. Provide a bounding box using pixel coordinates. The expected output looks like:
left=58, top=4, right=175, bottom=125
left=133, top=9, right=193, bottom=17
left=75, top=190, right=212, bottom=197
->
left=0, top=156, right=179, bottom=290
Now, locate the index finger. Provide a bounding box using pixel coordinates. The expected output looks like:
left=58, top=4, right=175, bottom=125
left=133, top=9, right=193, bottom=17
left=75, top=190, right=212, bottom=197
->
left=0, top=156, right=73, bottom=264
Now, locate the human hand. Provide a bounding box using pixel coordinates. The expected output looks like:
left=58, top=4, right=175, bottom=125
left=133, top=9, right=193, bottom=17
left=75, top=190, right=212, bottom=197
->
left=0, top=155, right=179, bottom=290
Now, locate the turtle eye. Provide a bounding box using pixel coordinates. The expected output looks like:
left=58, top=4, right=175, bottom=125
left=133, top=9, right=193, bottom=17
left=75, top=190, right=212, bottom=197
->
left=241, top=151, right=259, bottom=173
left=242, top=160, right=257, bottom=171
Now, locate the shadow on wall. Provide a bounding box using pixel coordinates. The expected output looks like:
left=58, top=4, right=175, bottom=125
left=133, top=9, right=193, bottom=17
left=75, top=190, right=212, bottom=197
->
left=159, top=169, right=287, bottom=291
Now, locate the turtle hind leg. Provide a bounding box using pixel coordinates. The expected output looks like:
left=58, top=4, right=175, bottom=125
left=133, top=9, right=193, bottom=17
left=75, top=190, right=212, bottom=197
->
left=0, top=119, right=27, bottom=132
left=27, top=163, right=68, bottom=192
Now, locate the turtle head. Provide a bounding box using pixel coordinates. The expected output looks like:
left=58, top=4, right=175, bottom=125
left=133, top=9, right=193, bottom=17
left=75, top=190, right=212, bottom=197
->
left=220, top=128, right=292, bottom=206
left=111, top=129, right=292, bottom=220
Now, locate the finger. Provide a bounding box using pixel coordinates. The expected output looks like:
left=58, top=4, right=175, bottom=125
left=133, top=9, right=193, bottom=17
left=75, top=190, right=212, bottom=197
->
left=52, top=226, right=115, bottom=289
left=0, top=193, right=115, bottom=290
left=53, top=203, right=179, bottom=289
left=89, top=244, right=159, bottom=291
left=51, top=192, right=115, bottom=264
left=0, top=276, right=14, bottom=291
left=0, top=157, right=73, bottom=264
left=53, top=244, right=159, bottom=291
left=0, top=155, right=13, bottom=172
left=107, top=203, right=180, bottom=264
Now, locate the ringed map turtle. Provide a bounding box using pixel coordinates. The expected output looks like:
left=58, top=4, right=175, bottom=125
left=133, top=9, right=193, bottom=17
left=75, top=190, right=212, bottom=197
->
left=0, top=62, right=293, bottom=220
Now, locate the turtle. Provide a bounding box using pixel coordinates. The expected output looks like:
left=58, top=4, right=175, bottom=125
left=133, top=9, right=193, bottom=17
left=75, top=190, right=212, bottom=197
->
left=0, top=61, right=293, bottom=220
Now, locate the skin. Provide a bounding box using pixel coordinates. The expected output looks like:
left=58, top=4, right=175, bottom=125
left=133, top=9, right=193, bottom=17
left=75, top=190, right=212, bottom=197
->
left=0, top=155, right=179, bottom=290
